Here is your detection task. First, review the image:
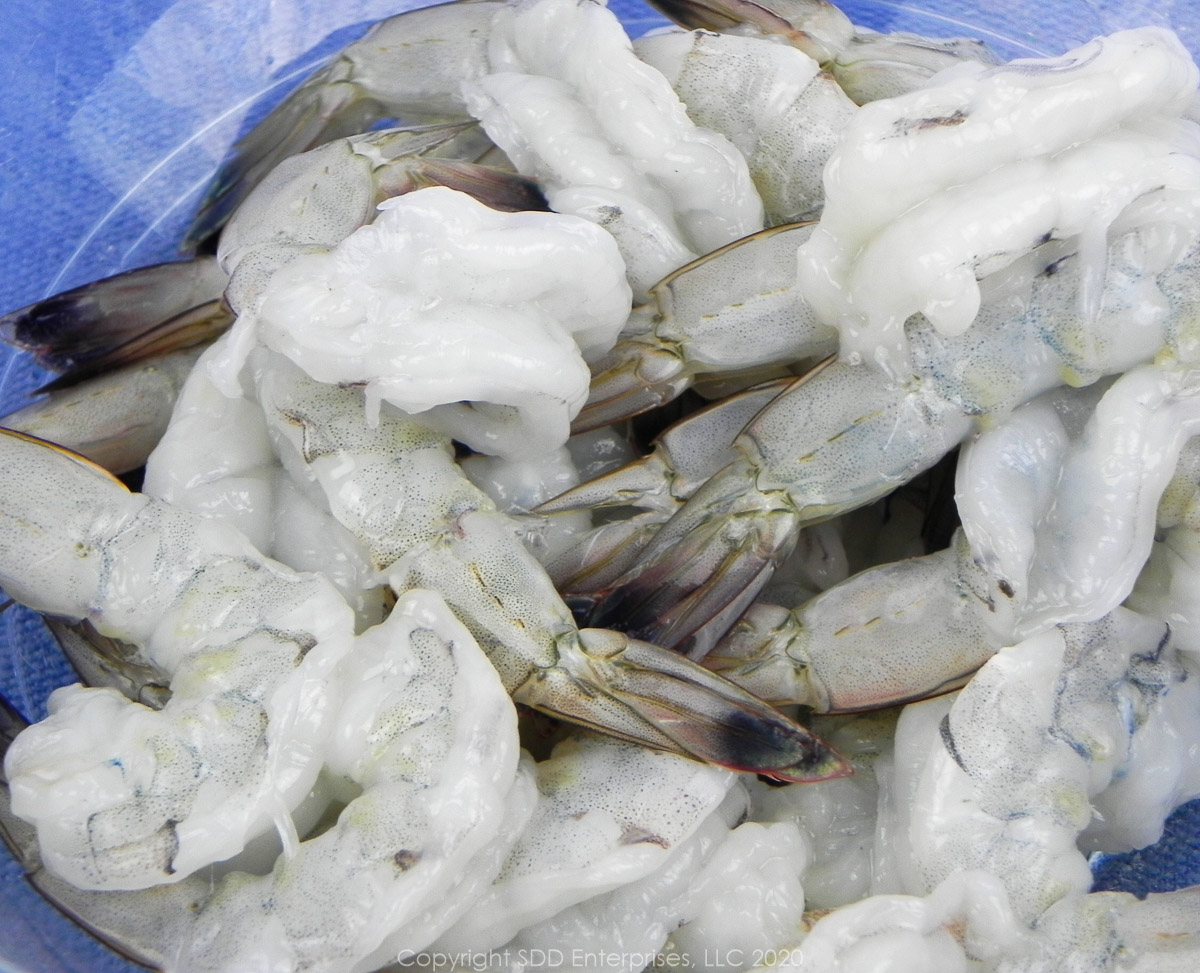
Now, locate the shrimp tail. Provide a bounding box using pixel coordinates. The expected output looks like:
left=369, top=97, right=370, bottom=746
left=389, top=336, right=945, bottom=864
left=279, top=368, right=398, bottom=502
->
left=515, top=629, right=851, bottom=783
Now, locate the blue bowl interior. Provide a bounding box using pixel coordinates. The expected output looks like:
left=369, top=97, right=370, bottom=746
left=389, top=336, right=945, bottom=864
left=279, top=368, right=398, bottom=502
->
left=1, top=1, right=1199, bottom=970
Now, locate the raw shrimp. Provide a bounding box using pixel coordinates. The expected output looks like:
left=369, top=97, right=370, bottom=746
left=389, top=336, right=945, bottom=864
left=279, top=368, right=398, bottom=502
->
left=432, top=733, right=735, bottom=952
left=956, top=363, right=1200, bottom=640
left=796, top=27, right=1200, bottom=379
left=0, top=257, right=229, bottom=386
left=141, top=340, right=279, bottom=550
left=41, top=618, right=172, bottom=713
left=899, top=608, right=1200, bottom=921
left=634, top=29, right=857, bottom=225
left=827, top=30, right=999, bottom=104
left=452, top=783, right=753, bottom=973
left=1, top=589, right=536, bottom=973
left=252, top=349, right=849, bottom=781
left=1127, top=437, right=1200, bottom=652
left=464, top=0, right=765, bottom=297
left=1, top=345, right=204, bottom=475
left=703, top=360, right=1200, bottom=712
left=644, top=0, right=998, bottom=103
left=216, top=179, right=629, bottom=462
left=723, top=598, right=1200, bottom=970
left=574, top=223, right=835, bottom=432
left=664, top=818, right=809, bottom=972
left=584, top=208, right=1200, bottom=657
left=212, top=122, right=546, bottom=325
left=183, top=0, right=511, bottom=248
left=193, top=0, right=765, bottom=299
left=139, top=336, right=389, bottom=629
left=0, top=428, right=359, bottom=890
left=740, top=875, right=1200, bottom=972
left=0, top=256, right=232, bottom=474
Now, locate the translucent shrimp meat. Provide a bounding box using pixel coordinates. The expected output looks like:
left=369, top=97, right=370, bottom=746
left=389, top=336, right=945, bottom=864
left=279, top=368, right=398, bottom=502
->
left=464, top=0, right=764, bottom=297
left=634, top=28, right=858, bottom=225
left=142, top=340, right=278, bottom=552
left=244, top=186, right=631, bottom=461
left=956, top=359, right=1200, bottom=640
left=906, top=608, right=1200, bottom=921
left=470, top=784, right=751, bottom=973
left=797, top=27, right=1200, bottom=378
left=432, top=734, right=734, bottom=952
left=0, top=431, right=358, bottom=890
left=144, top=337, right=390, bottom=628
left=1, top=589, right=534, bottom=973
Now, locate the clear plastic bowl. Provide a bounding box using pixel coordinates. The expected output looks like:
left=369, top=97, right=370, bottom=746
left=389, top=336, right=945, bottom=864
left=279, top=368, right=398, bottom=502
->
left=0, top=1, right=1197, bottom=969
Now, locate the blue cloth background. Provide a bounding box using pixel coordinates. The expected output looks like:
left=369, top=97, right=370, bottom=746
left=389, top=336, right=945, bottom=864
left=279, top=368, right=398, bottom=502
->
left=0, top=1, right=1197, bottom=969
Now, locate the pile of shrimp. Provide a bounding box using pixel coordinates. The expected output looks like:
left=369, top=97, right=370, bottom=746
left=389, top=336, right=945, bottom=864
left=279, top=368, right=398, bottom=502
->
left=2, top=0, right=1200, bottom=970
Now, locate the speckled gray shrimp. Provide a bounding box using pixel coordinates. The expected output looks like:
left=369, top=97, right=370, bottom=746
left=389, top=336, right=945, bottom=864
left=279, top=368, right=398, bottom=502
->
left=252, top=351, right=850, bottom=782
left=703, top=359, right=1200, bottom=713
left=634, top=29, right=858, bottom=226
left=582, top=225, right=1200, bottom=659
left=573, top=223, right=837, bottom=432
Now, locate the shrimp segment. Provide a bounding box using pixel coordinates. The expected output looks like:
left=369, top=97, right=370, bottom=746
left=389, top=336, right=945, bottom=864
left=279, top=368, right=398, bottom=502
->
left=574, top=223, right=836, bottom=432
left=635, top=30, right=857, bottom=225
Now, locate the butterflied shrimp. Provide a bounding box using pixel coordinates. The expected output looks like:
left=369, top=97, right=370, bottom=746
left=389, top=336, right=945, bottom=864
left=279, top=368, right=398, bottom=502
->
left=143, top=337, right=387, bottom=629
left=216, top=180, right=629, bottom=462
left=796, top=27, right=1200, bottom=379
left=902, top=608, right=1200, bottom=921
left=433, top=734, right=735, bottom=952
left=473, top=783, right=752, bottom=973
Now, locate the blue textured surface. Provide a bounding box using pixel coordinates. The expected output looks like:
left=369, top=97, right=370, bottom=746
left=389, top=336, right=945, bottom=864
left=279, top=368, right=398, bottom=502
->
left=0, top=1, right=1198, bottom=970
